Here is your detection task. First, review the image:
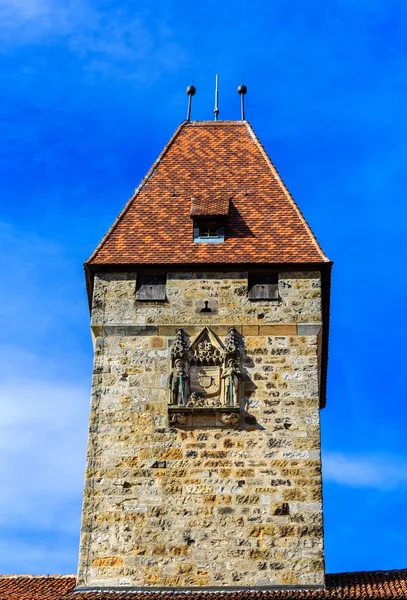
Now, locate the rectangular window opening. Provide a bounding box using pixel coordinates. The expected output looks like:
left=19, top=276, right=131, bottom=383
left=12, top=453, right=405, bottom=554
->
left=248, top=273, right=279, bottom=300
left=136, top=274, right=167, bottom=301
left=199, top=225, right=220, bottom=237
left=193, top=220, right=225, bottom=243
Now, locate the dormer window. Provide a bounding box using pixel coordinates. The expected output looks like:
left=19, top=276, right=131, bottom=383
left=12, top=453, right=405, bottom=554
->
left=199, top=224, right=220, bottom=238
left=190, top=195, right=230, bottom=244
left=193, top=220, right=225, bottom=243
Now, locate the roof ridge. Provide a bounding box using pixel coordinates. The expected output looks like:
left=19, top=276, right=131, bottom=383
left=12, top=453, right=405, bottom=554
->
left=185, top=120, right=247, bottom=125
left=328, top=568, right=407, bottom=576
left=243, top=122, right=330, bottom=264
left=86, top=120, right=188, bottom=265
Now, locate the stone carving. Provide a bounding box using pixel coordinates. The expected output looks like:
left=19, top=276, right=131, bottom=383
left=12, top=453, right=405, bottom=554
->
left=169, top=412, right=188, bottom=426
left=221, top=358, right=241, bottom=406
left=224, top=327, right=239, bottom=355
left=219, top=412, right=240, bottom=427
left=171, top=328, right=188, bottom=359
left=168, top=359, right=188, bottom=405
left=186, top=392, right=222, bottom=408
left=168, top=327, right=243, bottom=422
left=190, top=341, right=223, bottom=365
left=190, top=365, right=221, bottom=396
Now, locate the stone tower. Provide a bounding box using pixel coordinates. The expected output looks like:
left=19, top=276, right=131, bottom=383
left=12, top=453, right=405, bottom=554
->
left=77, top=120, right=332, bottom=592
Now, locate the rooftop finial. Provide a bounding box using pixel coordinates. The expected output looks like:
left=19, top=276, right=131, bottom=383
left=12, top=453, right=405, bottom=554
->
left=237, top=81, right=247, bottom=120
left=186, top=82, right=196, bottom=121
left=214, top=74, right=220, bottom=121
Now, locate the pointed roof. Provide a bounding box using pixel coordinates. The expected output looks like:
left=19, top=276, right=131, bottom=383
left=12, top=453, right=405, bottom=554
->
left=87, top=121, right=330, bottom=266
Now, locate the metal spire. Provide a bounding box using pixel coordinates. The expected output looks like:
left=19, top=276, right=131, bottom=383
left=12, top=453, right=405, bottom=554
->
left=237, top=81, right=247, bottom=120
left=214, top=74, right=220, bottom=120
left=186, top=83, right=196, bottom=121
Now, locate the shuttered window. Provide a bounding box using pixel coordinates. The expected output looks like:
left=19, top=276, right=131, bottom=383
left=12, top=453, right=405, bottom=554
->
left=248, top=273, right=279, bottom=300
left=136, top=275, right=166, bottom=301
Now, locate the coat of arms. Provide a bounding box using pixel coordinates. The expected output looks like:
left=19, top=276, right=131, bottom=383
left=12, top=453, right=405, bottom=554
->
left=190, top=366, right=221, bottom=396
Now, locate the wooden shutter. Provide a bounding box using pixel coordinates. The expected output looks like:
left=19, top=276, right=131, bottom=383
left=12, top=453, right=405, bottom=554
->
left=136, top=275, right=166, bottom=301
left=248, top=273, right=279, bottom=300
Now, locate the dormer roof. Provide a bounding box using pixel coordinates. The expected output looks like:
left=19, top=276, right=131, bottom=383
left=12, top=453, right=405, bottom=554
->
left=86, top=120, right=330, bottom=267
left=190, top=196, right=231, bottom=217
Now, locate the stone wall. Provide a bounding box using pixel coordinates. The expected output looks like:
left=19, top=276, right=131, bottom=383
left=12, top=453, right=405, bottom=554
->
left=77, top=271, right=325, bottom=589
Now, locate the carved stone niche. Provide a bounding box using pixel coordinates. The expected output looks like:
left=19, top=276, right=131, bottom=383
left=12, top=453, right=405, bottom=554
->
left=168, top=327, right=242, bottom=428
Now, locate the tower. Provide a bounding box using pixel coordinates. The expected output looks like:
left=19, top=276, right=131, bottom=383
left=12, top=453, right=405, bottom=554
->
left=77, top=118, right=331, bottom=591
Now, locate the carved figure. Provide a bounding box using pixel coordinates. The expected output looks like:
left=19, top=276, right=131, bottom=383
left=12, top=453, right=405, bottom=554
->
left=169, top=412, right=188, bottom=426
left=186, top=391, right=221, bottom=408
left=186, top=392, right=204, bottom=407
left=221, top=358, right=241, bottom=406
left=219, top=412, right=240, bottom=427
left=168, top=359, right=188, bottom=405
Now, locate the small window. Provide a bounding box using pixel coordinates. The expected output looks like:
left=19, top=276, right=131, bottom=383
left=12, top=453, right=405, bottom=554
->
left=136, top=275, right=166, bottom=301
left=193, top=220, right=224, bottom=243
left=199, top=225, right=220, bottom=238
left=248, top=273, right=279, bottom=300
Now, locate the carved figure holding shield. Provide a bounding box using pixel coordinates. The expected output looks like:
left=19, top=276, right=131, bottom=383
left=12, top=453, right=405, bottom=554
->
left=169, top=359, right=188, bottom=405
left=222, top=358, right=241, bottom=406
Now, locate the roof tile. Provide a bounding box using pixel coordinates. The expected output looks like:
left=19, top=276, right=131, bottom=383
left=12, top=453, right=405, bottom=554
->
left=190, top=196, right=231, bottom=217
left=87, top=121, right=330, bottom=267
left=0, top=574, right=75, bottom=599
left=1, top=570, right=407, bottom=600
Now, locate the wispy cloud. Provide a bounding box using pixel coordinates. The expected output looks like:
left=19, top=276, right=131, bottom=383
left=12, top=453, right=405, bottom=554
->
left=0, top=378, right=89, bottom=529
left=0, top=217, right=90, bottom=574
left=323, top=452, right=407, bottom=490
left=0, top=0, right=185, bottom=81
left=0, top=0, right=49, bottom=18
left=0, top=0, right=75, bottom=36
left=0, top=539, right=76, bottom=576
left=0, top=376, right=88, bottom=573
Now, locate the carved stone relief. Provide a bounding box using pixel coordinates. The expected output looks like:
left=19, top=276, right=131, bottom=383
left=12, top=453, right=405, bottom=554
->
left=168, top=327, right=242, bottom=427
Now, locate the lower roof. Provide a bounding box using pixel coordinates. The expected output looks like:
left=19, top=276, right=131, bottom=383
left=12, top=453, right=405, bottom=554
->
left=1, top=569, right=406, bottom=599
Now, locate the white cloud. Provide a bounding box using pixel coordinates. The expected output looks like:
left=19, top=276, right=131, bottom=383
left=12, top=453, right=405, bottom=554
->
left=323, top=452, right=407, bottom=490
left=0, top=0, right=49, bottom=18
left=0, top=539, right=77, bottom=575
left=0, top=377, right=89, bottom=533
left=0, top=221, right=91, bottom=572
left=0, top=0, right=185, bottom=80
left=0, top=0, right=69, bottom=33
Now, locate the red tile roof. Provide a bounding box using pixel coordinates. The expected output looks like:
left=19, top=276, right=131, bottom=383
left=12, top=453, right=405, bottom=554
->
left=87, top=121, right=330, bottom=267
left=1, top=570, right=406, bottom=599
left=190, top=195, right=231, bottom=217
left=0, top=574, right=75, bottom=599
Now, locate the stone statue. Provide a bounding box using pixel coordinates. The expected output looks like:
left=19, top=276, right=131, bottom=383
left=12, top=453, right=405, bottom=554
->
left=168, top=359, right=188, bottom=406
left=222, top=358, right=241, bottom=406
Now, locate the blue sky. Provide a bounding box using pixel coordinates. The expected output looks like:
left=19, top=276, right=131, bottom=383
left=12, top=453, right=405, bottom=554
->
left=1, top=0, right=406, bottom=576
